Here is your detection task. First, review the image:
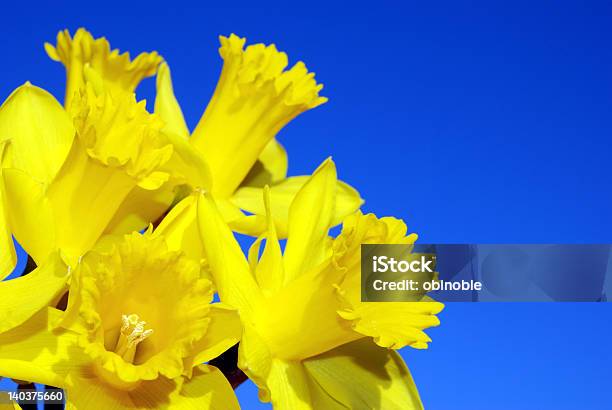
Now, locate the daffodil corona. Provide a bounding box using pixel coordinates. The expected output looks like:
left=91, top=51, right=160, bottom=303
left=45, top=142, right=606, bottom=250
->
left=45, top=28, right=162, bottom=110
left=0, top=232, right=241, bottom=409
left=190, top=34, right=327, bottom=198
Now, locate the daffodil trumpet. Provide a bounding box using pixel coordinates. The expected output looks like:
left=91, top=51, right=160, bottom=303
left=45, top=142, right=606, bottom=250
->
left=45, top=28, right=162, bottom=111
left=0, top=232, right=241, bottom=409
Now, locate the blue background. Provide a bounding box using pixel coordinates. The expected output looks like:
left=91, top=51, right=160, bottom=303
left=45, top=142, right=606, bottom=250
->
left=1, top=1, right=611, bottom=408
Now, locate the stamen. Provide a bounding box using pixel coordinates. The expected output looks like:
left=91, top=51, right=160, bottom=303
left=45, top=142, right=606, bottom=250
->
left=114, top=313, right=153, bottom=362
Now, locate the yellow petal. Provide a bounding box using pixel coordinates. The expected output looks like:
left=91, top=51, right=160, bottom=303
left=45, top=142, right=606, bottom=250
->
left=170, top=365, right=240, bottom=410
left=0, top=307, right=81, bottom=388
left=64, top=379, right=136, bottom=410
left=254, top=186, right=284, bottom=295
left=265, top=360, right=314, bottom=410
left=238, top=326, right=308, bottom=408
left=160, top=130, right=212, bottom=189
left=259, top=139, right=288, bottom=183
left=231, top=173, right=364, bottom=238
left=105, top=184, right=176, bottom=235
left=0, top=142, right=16, bottom=279
left=219, top=199, right=267, bottom=237
left=282, top=158, right=337, bottom=284
left=245, top=355, right=345, bottom=410
left=0, top=252, right=69, bottom=333
left=154, top=62, right=189, bottom=138
left=252, top=260, right=357, bottom=361
left=0, top=83, right=74, bottom=183
left=137, top=171, right=169, bottom=190
left=45, top=28, right=162, bottom=109
left=191, top=34, right=327, bottom=198
left=2, top=168, right=55, bottom=265
left=186, top=304, right=242, bottom=368
left=237, top=323, right=273, bottom=399
left=240, top=139, right=288, bottom=187
left=196, top=192, right=263, bottom=315
left=64, top=365, right=239, bottom=409
left=303, top=338, right=424, bottom=409
left=154, top=194, right=204, bottom=262
left=46, top=138, right=137, bottom=264
left=337, top=300, right=443, bottom=350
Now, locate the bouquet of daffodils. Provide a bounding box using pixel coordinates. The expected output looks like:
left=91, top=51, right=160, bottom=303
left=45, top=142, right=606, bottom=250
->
left=0, top=29, right=442, bottom=409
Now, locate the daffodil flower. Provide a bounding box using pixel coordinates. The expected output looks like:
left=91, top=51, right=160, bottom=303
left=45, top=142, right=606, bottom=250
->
left=144, top=34, right=363, bottom=237
left=189, top=33, right=327, bottom=198
left=149, top=34, right=366, bottom=263
left=0, top=232, right=241, bottom=409
left=42, top=28, right=204, bottom=236
left=0, top=79, right=173, bottom=332
left=192, top=158, right=444, bottom=409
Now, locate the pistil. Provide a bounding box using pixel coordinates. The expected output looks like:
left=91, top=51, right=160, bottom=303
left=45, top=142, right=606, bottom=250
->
left=114, top=313, right=153, bottom=363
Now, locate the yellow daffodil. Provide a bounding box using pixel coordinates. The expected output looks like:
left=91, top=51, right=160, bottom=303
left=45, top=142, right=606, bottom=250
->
left=133, top=33, right=363, bottom=237
left=191, top=158, right=444, bottom=409
left=0, top=78, right=173, bottom=334
left=0, top=232, right=241, bottom=409
left=189, top=34, right=327, bottom=198
left=0, top=80, right=172, bottom=266
left=43, top=28, right=201, bottom=236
